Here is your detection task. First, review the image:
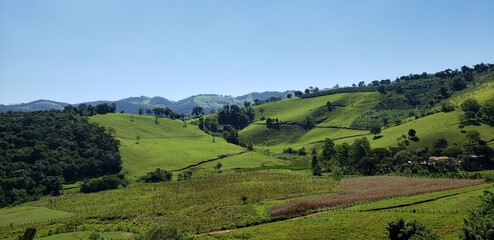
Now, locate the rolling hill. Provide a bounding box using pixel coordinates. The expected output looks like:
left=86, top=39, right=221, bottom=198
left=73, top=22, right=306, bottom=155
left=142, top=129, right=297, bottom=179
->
left=0, top=91, right=292, bottom=115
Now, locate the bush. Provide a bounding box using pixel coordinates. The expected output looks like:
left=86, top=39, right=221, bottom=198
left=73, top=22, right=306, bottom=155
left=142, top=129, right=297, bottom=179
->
left=141, top=168, right=173, bottom=183
left=81, top=176, right=122, bottom=193
left=387, top=218, right=439, bottom=240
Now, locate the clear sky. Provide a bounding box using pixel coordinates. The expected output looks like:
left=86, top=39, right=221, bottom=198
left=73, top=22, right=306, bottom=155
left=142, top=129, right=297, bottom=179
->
left=1, top=0, right=493, bottom=104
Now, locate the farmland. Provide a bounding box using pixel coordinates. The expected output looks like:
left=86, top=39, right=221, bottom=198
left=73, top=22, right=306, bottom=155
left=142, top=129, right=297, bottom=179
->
left=0, top=67, right=493, bottom=239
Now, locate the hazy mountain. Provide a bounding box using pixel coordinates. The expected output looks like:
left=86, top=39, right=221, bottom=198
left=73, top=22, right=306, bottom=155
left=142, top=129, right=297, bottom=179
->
left=0, top=91, right=292, bottom=115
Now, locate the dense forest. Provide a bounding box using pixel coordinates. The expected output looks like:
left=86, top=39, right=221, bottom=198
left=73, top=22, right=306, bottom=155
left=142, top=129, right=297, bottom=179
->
left=0, top=106, right=122, bottom=207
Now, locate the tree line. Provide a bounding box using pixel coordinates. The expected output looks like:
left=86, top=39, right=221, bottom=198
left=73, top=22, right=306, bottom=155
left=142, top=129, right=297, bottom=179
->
left=311, top=132, right=493, bottom=176
left=0, top=110, right=122, bottom=206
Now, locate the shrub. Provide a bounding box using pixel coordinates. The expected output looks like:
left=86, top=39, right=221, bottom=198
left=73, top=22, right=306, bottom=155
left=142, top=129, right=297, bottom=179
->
left=80, top=176, right=122, bottom=193
left=141, top=168, right=173, bottom=183
left=387, top=218, right=439, bottom=240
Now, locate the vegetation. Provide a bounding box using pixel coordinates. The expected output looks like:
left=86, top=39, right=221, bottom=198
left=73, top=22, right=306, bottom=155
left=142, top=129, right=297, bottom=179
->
left=386, top=218, right=439, bottom=240
left=461, top=190, right=494, bottom=239
left=0, top=63, right=493, bottom=239
left=0, top=110, right=121, bottom=206
left=270, top=176, right=483, bottom=216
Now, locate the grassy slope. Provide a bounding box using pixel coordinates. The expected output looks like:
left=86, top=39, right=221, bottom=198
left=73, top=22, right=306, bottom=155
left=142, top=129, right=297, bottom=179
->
left=241, top=83, right=494, bottom=152
left=0, top=206, right=74, bottom=227
left=241, top=92, right=380, bottom=151
left=90, top=114, right=244, bottom=178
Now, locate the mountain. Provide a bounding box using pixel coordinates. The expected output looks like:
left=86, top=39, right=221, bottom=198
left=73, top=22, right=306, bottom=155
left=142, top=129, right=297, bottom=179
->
left=0, top=99, right=70, bottom=112
left=0, top=91, right=292, bottom=115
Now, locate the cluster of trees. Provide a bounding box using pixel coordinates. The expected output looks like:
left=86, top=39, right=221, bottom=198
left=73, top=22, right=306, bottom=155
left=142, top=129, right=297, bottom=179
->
left=218, top=105, right=255, bottom=130
left=152, top=107, right=184, bottom=120
left=459, top=97, right=494, bottom=126
left=0, top=110, right=122, bottom=206
left=63, top=103, right=116, bottom=116
left=196, top=105, right=255, bottom=146
left=252, top=97, right=282, bottom=106
left=283, top=147, right=307, bottom=156
left=266, top=118, right=280, bottom=130
left=311, top=132, right=493, bottom=176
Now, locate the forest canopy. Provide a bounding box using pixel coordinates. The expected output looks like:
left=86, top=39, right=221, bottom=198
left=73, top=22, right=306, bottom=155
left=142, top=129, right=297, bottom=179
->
left=0, top=109, right=122, bottom=207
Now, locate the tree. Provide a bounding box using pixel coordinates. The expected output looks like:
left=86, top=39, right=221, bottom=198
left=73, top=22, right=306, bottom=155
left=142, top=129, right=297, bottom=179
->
left=294, top=91, right=303, bottom=97
left=243, top=101, right=251, bottom=108
left=465, top=130, right=481, bottom=145
left=138, top=108, right=144, bottom=115
left=311, top=151, right=321, bottom=176
left=370, top=126, right=381, bottom=137
left=378, top=85, right=386, bottom=94
left=461, top=190, right=494, bottom=240
left=259, top=108, right=265, bottom=119
left=304, top=88, right=310, bottom=94
left=452, top=76, right=467, bottom=91
left=461, top=99, right=481, bottom=116
left=408, top=129, right=416, bottom=138
left=192, top=106, right=204, bottom=118
left=286, top=93, right=293, bottom=99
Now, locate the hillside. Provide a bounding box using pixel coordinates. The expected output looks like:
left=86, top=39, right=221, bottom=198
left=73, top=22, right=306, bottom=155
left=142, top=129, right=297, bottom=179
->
left=239, top=71, right=494, bottom=152
left=89, top=114, right=248, bottom=178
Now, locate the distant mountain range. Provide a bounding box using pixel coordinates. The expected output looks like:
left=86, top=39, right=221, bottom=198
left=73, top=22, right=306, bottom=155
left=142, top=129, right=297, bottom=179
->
left=0, top=91, right=293, bottom=115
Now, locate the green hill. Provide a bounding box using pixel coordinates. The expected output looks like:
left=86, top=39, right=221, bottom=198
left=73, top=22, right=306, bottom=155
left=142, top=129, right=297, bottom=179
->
left=89, top=114, right=246, bottom=178
left=239, top=79, right=494, bottom=152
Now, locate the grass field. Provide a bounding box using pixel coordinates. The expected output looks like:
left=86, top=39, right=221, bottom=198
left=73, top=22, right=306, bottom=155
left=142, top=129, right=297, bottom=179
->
left=0, top=207, right=74, bottom=227
left=90, top=114, right=244, bottom=178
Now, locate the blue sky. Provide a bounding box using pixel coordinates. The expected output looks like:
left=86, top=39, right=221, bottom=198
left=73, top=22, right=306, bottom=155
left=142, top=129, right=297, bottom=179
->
left=1, top=0, right=493, bottom=104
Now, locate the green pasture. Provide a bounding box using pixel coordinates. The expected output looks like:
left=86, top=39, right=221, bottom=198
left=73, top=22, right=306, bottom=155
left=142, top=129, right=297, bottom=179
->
left=0, top=206, right=74, bottom=227
left=192, top=151, right=293, bottom=174
left=90, top=114, right=244, bottom=178
left=252, top=92, right=380, bottom=123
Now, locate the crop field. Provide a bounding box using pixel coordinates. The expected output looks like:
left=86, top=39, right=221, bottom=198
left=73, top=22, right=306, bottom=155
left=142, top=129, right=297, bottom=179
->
left=200, top=183, right=494, bottom=240
left=37, top=231, right=135, bottom=240
left=0, top=170, right=338, bottom=238
left=90, top=114, right=244, bottom=178
left=270, top=176, right=484, bottom=216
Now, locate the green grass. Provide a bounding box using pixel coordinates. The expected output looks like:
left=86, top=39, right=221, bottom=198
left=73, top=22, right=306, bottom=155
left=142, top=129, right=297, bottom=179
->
left=336, top=110, right=494, bottom=150
left=37, top=231, right=135, bottom=240
left=0, top=170, right=337, bottom=239
left=90, top=114, right=244, bottom=178
left=192, top=151, right=291, bottom=174
left=252, top=92, right=380, bottom=123
left=0, top=206, right=74, bottom=227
